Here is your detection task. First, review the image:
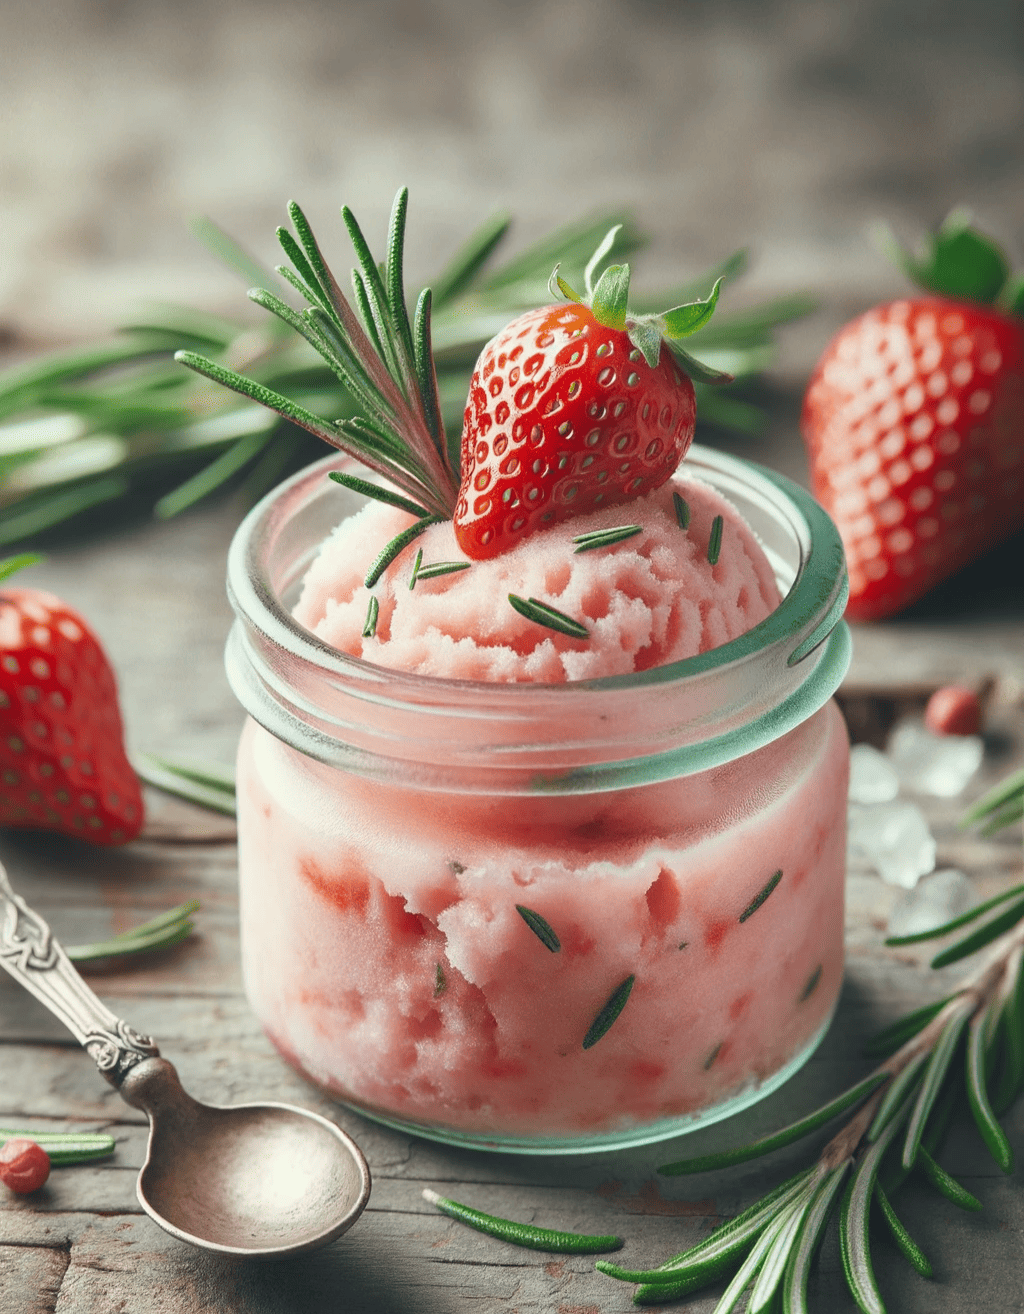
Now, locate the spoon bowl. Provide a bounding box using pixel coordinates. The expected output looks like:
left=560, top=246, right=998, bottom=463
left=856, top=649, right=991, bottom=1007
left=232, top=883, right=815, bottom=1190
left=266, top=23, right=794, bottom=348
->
left=0, top=864, right=371, bottom=1258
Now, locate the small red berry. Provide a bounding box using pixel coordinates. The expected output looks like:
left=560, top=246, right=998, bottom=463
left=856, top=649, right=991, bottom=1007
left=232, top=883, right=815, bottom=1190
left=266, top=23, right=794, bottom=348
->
left=0, top=1138, right=51, bottom=1194
left=925, top=685, right=982, bottom=737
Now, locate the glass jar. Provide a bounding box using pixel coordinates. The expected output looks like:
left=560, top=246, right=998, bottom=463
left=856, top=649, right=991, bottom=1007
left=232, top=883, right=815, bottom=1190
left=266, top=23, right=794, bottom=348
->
left=225, top=445, right=851, bottom=1154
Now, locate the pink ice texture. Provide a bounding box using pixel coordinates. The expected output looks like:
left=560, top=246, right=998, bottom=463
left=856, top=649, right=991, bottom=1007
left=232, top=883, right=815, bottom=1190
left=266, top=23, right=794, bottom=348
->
left=294, top=474, right=781, bottom=682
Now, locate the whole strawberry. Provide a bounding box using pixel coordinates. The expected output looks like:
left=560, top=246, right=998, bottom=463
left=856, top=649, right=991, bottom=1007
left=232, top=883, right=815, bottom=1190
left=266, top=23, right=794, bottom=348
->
left=802, top=211, right=1024, bottom=621
left=0, top=556, right=143, bottom=845
left=454, top=228, right=729, bottom=558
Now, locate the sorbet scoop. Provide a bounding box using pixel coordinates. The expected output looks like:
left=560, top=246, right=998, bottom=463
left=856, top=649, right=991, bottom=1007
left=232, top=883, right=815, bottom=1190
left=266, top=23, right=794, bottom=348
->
left=0, top=861, right=370, bottom=1257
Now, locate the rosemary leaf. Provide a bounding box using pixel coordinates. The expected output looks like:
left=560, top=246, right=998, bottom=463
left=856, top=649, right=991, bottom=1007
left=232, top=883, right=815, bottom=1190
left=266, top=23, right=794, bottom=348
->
left=707, top=514, right=724, bottom=565
left=154, top=428, right=273, bottom=519
left=385, top=187, right=417, bottom=373
left=673, top=491, right=690, bottom=529
left=173, top=352, right=341, bottom=445
left=873, top=1182, right=932, bottom=1277
left=362, top=595, right=379, bottom=638
left=980, top=796, right=1024, bottom=837
left=135, top=753, right=235, bottom=796
left=748, top=1189, right=817, bottom=1314
left=65, top=901, right=199, bottom=964
left=739, top=869, right=783, bottom=922
left=840, top=1104, right=909, bottom=1314
left=930, top=895, right=1024, bottom=968
left=582, top=975, right=635, bottom=1049
left=658, top=1071, right=888, bottom=1175
left=131, top=752, right=237, bottom=816
left=572, top=524, right=642, bottom=552
left=902, top=1005, right=971, bottom=1169
left=0, top=475, right=130, bottom=548
left=863, top=997, right=955, bottom=1059
left=886, top=879, right=1024, bottom=946
left=515, top=905, right=561, bottom=952
left=422, top=1189, right=621, bottom=1254
left=960, top=766, right=1024, bottom=830
left=412, top=287, right=445, bottom=455
left=0, top=552, right=43, bottom=582
left=915, top=1145, right=982, bottom=1211
left=0, top=1129, right=116, bottom=1165
left=507, top=594, right=589, bottom=640
left=714, top=1199, right=802, bottom=1314
left=993, top=949, right=1024, bottom=1115
left=782, top=1163, right=850, bottom=1314
left=365, top=514, right=445, bottom=588
left=431, top=211, right=512, bottom=307
left=868, top=1052, right=927, bottom=1142
left=965, top=1002, right=1014, bottom=1172
left=414, top=561, right=471, bottom=582
left=191, top=214, right=280, bottom=291
left=408, top=547, right=424, bottom=589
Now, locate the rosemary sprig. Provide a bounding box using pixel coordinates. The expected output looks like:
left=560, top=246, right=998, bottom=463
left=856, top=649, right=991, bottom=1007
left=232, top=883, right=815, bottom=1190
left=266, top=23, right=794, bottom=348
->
left=507, top=594, right=589, bottom=640
left=582, top=974, right=636, bottom=1050
left=65, top=900, right=200, bottom=964
left=600, top=896, right=1024, bottom=1313
left=0, top=203, right=811, bottom=548
left=707, top=513, right=724, bottom=565
left=515, top=905, right=561, bottom=952
left=672, top=491, right=691, bottom=530
left=0, top=1129, right=115, bottom=1165
left=414, top=560, right=471, bottom=582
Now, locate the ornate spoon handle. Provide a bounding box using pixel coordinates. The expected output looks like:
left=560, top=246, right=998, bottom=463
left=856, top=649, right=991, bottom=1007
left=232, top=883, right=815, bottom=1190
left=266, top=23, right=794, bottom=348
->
left=0, top=860, right=159, bottom=1087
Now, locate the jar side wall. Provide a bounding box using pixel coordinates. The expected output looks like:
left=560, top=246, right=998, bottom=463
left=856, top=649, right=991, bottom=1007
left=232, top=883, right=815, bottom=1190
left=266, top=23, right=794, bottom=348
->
left=237, top=702, right=849, bottom=1142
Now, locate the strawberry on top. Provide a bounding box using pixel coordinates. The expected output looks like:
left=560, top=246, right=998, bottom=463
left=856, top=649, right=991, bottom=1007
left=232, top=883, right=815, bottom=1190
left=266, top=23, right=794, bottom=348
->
left=453, top=230, right=728, bottom=558
left=802, top=211, right=1024, bottom=621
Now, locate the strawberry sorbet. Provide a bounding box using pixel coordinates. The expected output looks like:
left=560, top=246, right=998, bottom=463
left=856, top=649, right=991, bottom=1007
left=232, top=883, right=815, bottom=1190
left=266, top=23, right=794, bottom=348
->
left=230, top=456, right=851, bottom=1150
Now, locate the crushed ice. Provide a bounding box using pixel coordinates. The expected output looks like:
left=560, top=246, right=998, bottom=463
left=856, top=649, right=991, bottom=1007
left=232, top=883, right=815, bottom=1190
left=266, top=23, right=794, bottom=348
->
left=846, top=713, right=984, bottom=890
left=886, top=868, right=977, bottom=939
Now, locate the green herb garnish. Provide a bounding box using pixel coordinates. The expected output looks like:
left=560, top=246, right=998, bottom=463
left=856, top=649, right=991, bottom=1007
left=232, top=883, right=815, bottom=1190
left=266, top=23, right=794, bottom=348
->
left=414, top=561, right=471, bottom=582
left=327, top=470, right=430, bottom=519
left=672, top=491, right=690, bottom=529
left=365, top=515, right=444, bottom=588
left=707, top=513, right=724, bottom=565
left=422, top=1189, right=622, bottom=1254
left=738, top=868, right=782, bottom=922
left=131, top=752, right=236, bottom=816
left=582, top=974, right=635, bottom=1050
left=571, top=524, right=642, bottom=553
left=515, top=905, right=561, bottom=953
left=362, top=595, right=379, bottom=637
left=507, top=594, right=589, bottom=640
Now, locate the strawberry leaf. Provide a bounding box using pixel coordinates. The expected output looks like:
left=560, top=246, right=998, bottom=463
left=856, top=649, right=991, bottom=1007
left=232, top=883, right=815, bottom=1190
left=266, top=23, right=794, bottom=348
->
left=590, top=264, right=631, bottom=331
left=664, top=341, right=734, bottom=385
left=661, top=278, right=724, bottom=340
left=626, top=320, right=663, bottom=368
left=876, top=211, right=1011, bottom=305
left=584, top=224, right=623, bottom=299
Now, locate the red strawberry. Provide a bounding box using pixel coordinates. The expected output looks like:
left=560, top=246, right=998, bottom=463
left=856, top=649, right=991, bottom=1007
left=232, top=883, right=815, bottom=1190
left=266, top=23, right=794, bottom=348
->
left=0, top=557, right=143, bottom=845
left=453, top=228, right=729, bottom=559
left=802, top=212, right=1024, bottom=621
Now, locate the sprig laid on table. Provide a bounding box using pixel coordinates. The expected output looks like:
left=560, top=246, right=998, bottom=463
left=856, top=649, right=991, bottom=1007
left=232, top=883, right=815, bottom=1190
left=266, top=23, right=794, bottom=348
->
left=593, top=772, right=1024, bottom=1312
left=0, top=210, right=813, bottom=548
left=64, top=900, right=200, bottom=965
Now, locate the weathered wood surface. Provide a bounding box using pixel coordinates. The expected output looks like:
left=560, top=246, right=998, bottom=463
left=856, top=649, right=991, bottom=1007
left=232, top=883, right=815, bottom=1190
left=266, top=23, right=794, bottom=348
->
left=0, top=473, right=1022, bottom=1314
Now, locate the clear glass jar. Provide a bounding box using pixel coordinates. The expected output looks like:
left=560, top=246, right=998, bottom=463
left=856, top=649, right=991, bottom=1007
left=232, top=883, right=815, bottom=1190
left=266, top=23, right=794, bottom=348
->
left=226, top=445, right=851, bottom=1154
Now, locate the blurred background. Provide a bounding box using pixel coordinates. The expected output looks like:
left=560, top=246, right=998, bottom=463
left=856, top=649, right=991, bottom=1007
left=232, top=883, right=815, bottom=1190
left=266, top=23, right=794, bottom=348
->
left=4, top=0, right=1022, bottom=360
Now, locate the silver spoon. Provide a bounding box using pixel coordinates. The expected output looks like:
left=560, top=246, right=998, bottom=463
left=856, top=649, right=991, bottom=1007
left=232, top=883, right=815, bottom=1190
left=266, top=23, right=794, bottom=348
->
left=0, top=861, right=370, bottom=1257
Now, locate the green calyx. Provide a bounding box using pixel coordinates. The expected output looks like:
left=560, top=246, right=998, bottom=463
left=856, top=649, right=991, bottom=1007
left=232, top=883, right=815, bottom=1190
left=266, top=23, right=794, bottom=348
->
left=548, top=225, right=733, bottom=384
left=875, top=208, right=1024, bottom=314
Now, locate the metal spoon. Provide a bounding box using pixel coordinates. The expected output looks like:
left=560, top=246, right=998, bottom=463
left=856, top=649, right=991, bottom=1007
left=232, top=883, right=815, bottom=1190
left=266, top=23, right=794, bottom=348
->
left=0, top=861, right=370, bottom=1257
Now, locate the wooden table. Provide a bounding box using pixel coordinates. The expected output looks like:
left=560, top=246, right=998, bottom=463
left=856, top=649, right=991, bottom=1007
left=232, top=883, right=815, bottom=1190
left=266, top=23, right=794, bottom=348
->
left=1, top=443, right=1022, bottom=1313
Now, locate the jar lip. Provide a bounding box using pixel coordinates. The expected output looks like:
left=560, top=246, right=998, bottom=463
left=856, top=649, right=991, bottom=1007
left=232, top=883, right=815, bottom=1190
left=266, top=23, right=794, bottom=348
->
left=228, top=444, right=847, bottom=699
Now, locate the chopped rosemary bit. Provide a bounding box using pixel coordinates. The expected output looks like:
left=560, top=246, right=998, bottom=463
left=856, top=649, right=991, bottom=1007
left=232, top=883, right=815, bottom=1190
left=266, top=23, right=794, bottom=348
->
left=672, top=491, right=690, bottom=529
left=707, top=513, right=724, bottom=564
left=507, top=594, right=589, bottom=640
left=362, top=595, right=379, bottom=637
left=800, top=964, right=823, bottom=1001
left=739, top=869, right=782, bottom=922
left=703, top=1041, right=723, bottom=1070
left=65, top=901, right=200, bottom=964
left=414, top=561, right=471, bottom=582
left=422, top=1189, right=622, bottom=1254
left=365, top=514, right=445, bottom=588
left=328, top=470, right=431, bottom=519
left=434, top=962, right=447, bottom=997
left=572, top=524, right=642, bottom=553
left=515, top=905, right=561, bottom=953
left=582, top=974, right=635, bottom=1050
left=408, top=547, right=424, bottom=589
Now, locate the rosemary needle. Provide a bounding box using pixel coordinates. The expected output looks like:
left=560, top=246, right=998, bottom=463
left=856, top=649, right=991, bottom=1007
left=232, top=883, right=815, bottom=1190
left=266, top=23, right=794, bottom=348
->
left=422, top=1189, right=622, bottom=1253
left=507, top=594, right=589, bottom=640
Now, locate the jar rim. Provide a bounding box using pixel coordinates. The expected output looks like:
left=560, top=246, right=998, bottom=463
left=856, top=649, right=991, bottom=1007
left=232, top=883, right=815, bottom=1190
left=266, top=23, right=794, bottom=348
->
left=225, top=446, right=851, bottom=790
